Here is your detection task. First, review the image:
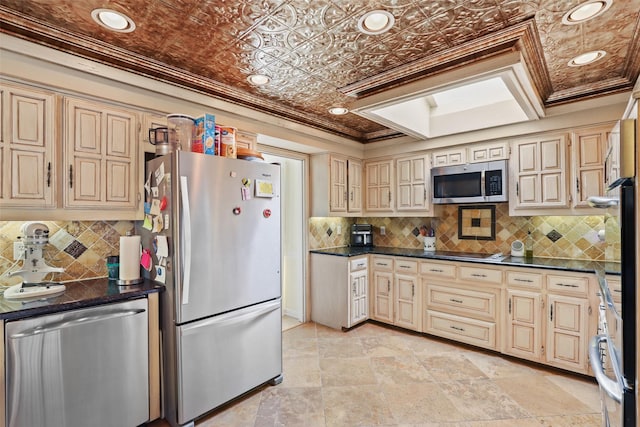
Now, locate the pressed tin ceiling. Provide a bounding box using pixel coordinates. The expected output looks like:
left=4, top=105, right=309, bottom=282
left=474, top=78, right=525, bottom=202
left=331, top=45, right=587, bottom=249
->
left=0, top=0, right=639, bottom=143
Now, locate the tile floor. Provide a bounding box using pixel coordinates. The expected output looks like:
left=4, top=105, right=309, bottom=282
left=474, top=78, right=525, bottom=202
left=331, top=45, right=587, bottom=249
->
left=152, top=321, right=603, bottom=426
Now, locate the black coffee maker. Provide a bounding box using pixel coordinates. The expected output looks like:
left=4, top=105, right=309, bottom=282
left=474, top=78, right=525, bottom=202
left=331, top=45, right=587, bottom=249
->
left=350, top=224, right=373, bottom=247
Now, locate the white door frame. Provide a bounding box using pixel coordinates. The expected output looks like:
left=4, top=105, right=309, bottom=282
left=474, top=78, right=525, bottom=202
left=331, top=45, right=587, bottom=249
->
left=259, top=145, right=310, bottom=323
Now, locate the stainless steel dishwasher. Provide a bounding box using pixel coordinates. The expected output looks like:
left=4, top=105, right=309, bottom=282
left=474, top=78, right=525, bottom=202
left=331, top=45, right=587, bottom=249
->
left=5, top=298, right=149, bottom=427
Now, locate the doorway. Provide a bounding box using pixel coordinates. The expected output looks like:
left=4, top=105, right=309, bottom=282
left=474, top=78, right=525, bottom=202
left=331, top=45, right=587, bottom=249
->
left=261, top=150, right=306, bottom=330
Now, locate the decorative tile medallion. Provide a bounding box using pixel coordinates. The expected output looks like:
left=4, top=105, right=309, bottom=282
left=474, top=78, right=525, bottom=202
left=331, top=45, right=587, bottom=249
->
left=458, top=205, right=496, bottom=240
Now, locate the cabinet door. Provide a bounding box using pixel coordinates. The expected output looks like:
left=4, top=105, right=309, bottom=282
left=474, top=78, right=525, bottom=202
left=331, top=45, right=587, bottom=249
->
left=365, top=160, right=393, bottom=211
left=0, top=83, right=55, bottom=208
left=65, top=98, right=138, bottom=211
left=372, top=270, right=393, bottom=323
left=504, top=289, right=542, bottom=360
left=350, top=269, right=368, bottom=326
left=546, top=294, right=589, bottom=372
left=347, top=159, right=362, bottom=213
left=573, top=126, right=608, bottom=208
left=395, top=273, right=420, bottom=331
left=329, top=155, right=347, bottom=212
left=396, top=155, right=428, bottom=211
left=511, top=134, right=569, bottom=212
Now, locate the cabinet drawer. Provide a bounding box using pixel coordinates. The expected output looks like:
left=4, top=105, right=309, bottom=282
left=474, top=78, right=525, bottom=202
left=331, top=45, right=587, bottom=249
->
left=425, top=311, right=496, bottom=349
left=426, top=285, right=497, bottom=321
left=506, top=270, right=543, bottom=289
left=420, top=261, right=456, bottom=279
left=547, top=274, right=589, bottom=296
left=350, top=257, right=368, bottom=271
left=459, top=266, right=502, bottom=285
left=372, top=256, right=393, bottom=270
left=395, top=259, right=418, bottom=274
left=607, top=276, right=621, bottom=303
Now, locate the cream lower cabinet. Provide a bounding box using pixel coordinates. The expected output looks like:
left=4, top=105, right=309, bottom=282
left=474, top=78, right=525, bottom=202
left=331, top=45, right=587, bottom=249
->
left=0, top=82, right=56, bottom=213
left=64, top=97, right=140, bottom=216
left=310, top=253, right=368, bottom=330
left=503, top=269, right=544, bottom=361
left=371, top=256, right=420, bottom=331
left=424, top=262, right=501, bottom=350
left=545, top=272, right=593, bottom=374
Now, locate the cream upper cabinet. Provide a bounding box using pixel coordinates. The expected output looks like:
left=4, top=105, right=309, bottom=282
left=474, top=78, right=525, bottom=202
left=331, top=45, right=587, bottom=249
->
left=432, top=147, right=465, bottom=167
left=310, top=153, right=361, bottom=216
left=572, top=125, right=609, bottom=208
left=330, top=155, right=347, bottom=213
left=510, top=133, right=570, bottom=215
left=0, top=82, right=56, bottom=212
left=469, top=141, right=509, bottom=163
left=396, top=154, right=429, bottom=212
left=64, top=97, right=140, bottom=214
left=365, top=159, right=393, bottom=212
left=347, top=158, right=362, bottom=213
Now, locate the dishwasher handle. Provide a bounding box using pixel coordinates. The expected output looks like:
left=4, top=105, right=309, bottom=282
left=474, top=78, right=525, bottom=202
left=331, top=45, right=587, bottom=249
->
left=589, top=334, right=623, bottom=403
left=9, top=308, right=146, bottom=339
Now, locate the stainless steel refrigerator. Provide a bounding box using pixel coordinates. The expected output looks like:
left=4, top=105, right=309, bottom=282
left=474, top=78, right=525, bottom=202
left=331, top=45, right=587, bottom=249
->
left=139, top=152, right=282, bottom=427
left=589, top=113, right=637, bottom=427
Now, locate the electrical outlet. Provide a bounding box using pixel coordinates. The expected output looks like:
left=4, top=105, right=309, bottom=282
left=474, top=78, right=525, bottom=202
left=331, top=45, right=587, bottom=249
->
left=13, top=241, right=26, bottom=260
left=337, top=225, right=342, bottom=235
left=380, top=226, right=386, bottom=236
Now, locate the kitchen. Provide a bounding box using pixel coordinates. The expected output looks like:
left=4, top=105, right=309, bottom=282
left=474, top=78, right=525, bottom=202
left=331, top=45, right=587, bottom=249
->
left=1, top=1, right=639, bottom=426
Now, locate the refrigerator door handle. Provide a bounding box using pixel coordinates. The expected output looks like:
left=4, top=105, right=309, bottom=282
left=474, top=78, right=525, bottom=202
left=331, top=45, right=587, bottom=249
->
left=180, top=175, right=192, bottom=305
left=181, top=300, right=280, bottom=336
left=589, top=334, right=623, bottom=403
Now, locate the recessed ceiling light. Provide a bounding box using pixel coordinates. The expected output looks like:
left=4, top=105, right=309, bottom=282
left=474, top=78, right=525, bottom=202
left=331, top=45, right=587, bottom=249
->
left=568, top=50, right=607, bottom=66
left=247, top=74, right=270, bottom=85
left=329, top=107, right=349, bottom=115
left=357, top=10, right=395, bottom=35
left=562, top=0, right=612, bottom=25
left=91, top=8, right=136, bottom=32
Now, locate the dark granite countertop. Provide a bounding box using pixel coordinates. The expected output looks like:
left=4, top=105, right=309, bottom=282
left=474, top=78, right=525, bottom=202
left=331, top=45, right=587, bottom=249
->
left=310, top=246, right=621, bottom=276
left=0, top=278, right=164, bottom=321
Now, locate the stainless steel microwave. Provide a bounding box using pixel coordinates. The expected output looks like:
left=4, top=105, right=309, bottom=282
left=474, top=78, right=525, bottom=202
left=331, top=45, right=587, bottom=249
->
left=432, top=159, right=508, bottom=204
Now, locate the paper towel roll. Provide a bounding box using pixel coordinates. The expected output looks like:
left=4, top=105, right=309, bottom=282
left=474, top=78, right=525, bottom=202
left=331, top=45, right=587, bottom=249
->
left=119, top=234, right=141, bottom=281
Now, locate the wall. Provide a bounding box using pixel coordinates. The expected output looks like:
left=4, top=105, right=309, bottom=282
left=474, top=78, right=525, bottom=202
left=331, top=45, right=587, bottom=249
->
left=0, top=221, right=134, bottom=287
left=309, top=203, right=619, bottom=262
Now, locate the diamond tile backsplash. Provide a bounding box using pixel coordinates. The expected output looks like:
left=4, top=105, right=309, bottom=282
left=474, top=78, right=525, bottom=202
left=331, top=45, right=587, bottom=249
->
left=310, top=203, right=618, bottom=262
left=0, top=221, right=134, bottom=287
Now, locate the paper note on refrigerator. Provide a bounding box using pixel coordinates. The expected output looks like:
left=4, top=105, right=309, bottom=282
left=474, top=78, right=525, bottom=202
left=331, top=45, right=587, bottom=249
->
left=255, top=179, right=274, bottom=197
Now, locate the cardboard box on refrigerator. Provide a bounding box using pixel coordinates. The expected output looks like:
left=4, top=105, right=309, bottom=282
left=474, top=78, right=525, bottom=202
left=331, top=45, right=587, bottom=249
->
left=193, top=113, right=216, bottom=154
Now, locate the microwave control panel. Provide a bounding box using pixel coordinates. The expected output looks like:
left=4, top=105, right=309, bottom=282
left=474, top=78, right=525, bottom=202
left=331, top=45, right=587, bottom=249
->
left=486, top=170, right=503, bottom=196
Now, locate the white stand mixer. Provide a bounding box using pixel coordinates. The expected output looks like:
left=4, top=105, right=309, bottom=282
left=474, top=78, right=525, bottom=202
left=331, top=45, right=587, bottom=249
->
left=4, top=222, right=66, bottom=300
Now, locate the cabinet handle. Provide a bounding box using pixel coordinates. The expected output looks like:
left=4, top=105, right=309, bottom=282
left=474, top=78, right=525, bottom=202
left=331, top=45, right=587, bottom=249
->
left=47, top=162, right=51, bottom=187
left=514, top=278, right=533, bottom=283
left=387, top=280, right=390, bottom=293
left=352, top=282, right=356, bottom=295
left=350, top=191, right=353, bottom=201
left=614, top=289, right=621, bottom=294
left=430, top=268, right=443, bottom=273
left=450, top=298, right=463, bottom=304
left=400, top=265, right=411, bottom=269
left=344, top=191, right=347, bottom=202
left=412, top=284, right=415, bottom=297
left=550, top=303, right=554, bottom=321
left=388, top=192, right=391, bottom=203
left=471, top=273, right=487, bottom=278
left=588, top=306, right=592, bottom=316
left=450, top=326, right=465, bottom=332
left=576, top=178, right=580, bottom=193
left=509, top=298, right=512, bottom=314
left=516, top=182, right=519, bottom=196
left=69, top=165, right=73, bottom=189
left=555, top=283, right=579, bottom=288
